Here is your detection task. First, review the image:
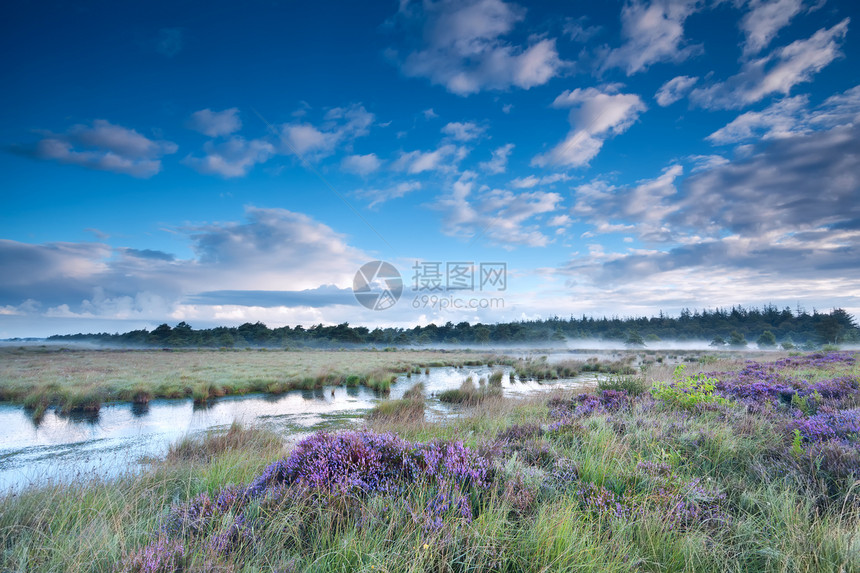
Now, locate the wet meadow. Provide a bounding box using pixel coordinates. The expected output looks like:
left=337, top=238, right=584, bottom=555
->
left=1, top=350, right=859, bottom=571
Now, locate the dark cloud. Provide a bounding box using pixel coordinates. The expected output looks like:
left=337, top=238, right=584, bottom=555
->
left=123, top=248, right=175, bottom=261
left=568, top=121, right=860, bottom=289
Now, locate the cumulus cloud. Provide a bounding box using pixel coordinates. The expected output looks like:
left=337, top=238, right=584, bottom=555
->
left=187, top=108, right=242, bottom=137
left=183, top=137, right=275, bottom=178
left=341, top=153, right=382, bottom=175
left=691, top=18, right=850, bottom=109
left=441, top=121, right=486, bottom=141
left=432, top=172, right=564, bottom=247
left=655, top=75, right=698, bottom=106
left=10, top=119, right=177, bottom=178
left=280, top=104, right=374, bottom=160
left=479, top=143, right=514, bottom=174
left=392, top=0, right=565, bottom=95
left=740, top=0, right=808, bottom=57
left=601, top=0, right=703, bottom=75
left=532, top=86, right=647, bottom=168
left=0, top=207, right=370, bottom=324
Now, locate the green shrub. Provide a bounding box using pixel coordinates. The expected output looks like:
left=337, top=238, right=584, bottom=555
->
left=651, top=365, right=731, bottom=410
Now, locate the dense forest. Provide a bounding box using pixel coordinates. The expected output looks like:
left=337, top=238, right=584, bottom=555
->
left=40, top=305, right=860, bottom=349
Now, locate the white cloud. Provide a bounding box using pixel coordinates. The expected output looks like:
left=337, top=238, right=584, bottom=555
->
left=655, top=75, right=698, bottom=106
left=341, top=153, right=382, bottom=175
left=17, top=120, right=177, bottom=178
left=183, top=137, right=274, bottom=178
left=187, top=108, right=242, bottom=137
left=691, top=18, right=849, bottom=109
left=479, top=143, right=514, bottom=174
left=423, top=108, right=439, bottom=120
left=601, top=0, right=704, bottom=75
left=394, top=0, right=565, bottom=95
left=441, top=121, right=486, bottom=141
left=740, top=0, right=807, bottom=57
left=510, top=173, right=570, bottom=188
left=280, top=104, right=374, bottom=160
left=707, top=84, right=860, bottom=144
left=432, top=172, right=564, bottom=247
left=357, top=181, right=422, bottom=208
left=392, top=144, right=464, bottom=174
left=574, top=164, right=684, bottom=243
left=706, top=95, right=809, bottom=143
left=532, top=86, right=647, bottom=168
left=0, top=208, right=370, bottom=322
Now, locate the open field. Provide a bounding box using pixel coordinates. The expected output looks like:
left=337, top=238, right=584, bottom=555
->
left=0, top=347, right=511, bottom=418
left=1, top=350, right=859, bottom=571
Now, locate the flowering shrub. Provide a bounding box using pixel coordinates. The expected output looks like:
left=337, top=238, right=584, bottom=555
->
left=122, top=537, right=185, bottom=573
left=794, top=409, right=860, bottom=442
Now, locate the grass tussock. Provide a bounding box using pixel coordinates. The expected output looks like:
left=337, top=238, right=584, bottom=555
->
left=438, top=375, right=502, bottom=405
left=368, top=383, right=426, bottom=423
left=164, top=421, right=285, bottom=464
left=2, top=351, right=859, bottom=572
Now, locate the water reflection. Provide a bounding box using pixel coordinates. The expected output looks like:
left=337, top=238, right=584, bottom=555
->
left=0, top=365, right=597, bottom=491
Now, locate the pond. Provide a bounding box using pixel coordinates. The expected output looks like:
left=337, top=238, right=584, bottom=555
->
left=0, top=365, right=599, bottom=491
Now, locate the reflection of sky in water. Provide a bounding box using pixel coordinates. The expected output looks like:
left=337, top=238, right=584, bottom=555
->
left=0, top=366, right=596, bottom=491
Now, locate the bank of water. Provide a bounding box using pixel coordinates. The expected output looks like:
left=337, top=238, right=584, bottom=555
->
left=0, top=366, right=600, bottom=491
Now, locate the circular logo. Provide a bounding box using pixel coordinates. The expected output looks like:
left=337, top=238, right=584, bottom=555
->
left=353, top=261, right=403, bottom=311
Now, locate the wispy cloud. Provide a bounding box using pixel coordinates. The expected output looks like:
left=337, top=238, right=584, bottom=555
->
left=341, top=153, right=382, bottom=175
left=392, top=0, right=565, bottom=95
left=280, top=104, right=374, bottom=160
left=11, top=120, right=177, bottom=178
left=356, top=181, right=422, bottom=208
left=740, top=0, right=809, bottom=57
left=187, top=108, right=242, bottom=137
left=432, top=171, right=564, bottom=247
left=441, top=121, right=486, bottom=141
left=691, top=18, right=850, bottom=109
left=601, top=0, right=703, bottom=75
left=183, top=137, right=274, bottom=178
left=392, top=144, right=466, bottom=174
left=532, top=86, right=647, bottom=168
left=707, top=84, right=860, bottom=144
left=655, top=75, right=698, bottom=106
left=479, top=143, right=514, bottom=174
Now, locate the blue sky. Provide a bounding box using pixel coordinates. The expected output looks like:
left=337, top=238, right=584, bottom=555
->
left=1, top=0, right=859, bottom=337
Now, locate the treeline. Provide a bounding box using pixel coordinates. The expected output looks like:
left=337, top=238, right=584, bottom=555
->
left=43, top=305, right=860, bottom=349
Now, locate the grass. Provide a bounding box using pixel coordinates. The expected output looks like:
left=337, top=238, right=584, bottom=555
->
left=0, top=346, right=510, bottom=416
left=438, top=375, right=502, bottom=405
left=368, top=382, right=426, bottom=423
left=513, top=355, right=637, bottom=381
left=2, top=350, right=859, bottom=572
